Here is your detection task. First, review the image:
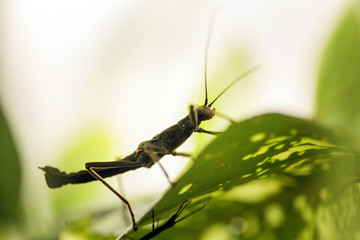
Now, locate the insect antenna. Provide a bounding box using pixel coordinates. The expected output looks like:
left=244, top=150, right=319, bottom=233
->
left=202, top=13, right=260, bottom=108
left=203, top=13, right=217, bottom=107
left=207, top=65, right=260, bottom=108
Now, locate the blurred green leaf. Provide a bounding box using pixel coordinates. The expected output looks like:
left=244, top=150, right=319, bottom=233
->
left=315, top=2, right=360, bottom=143
left=0, top=104, right=21, bottom=223
left=60, top=216, right=116, bottom=240
left=122, top=113, right=359, bottom=239
left=48, top=127, right=117, bottom=230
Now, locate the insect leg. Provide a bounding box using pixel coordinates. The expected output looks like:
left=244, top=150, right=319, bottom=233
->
left=115, top=173, right=132, bottom=226
left=142, top=144, right=191, bottom=158
left=85, top=160, right=142, bottom=231
left=113, top=152, right=130, bottom=224
left=189, top=105, right=221, bottom=135
left=188, top=105, right=199, bottom=128
left=161, top=151, right=192, bottom=185
left=157, top=162, right=175, bottom=186
left=170, top=151, right=191, bottom=157
left=195, top=128, right=221, bottom=135
left=142, top=143, right=176, bottom=185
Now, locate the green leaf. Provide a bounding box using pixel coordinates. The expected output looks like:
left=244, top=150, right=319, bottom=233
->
left=51, top=128, right=116, bottom=214
left=122, top=113, right=359, bottom=239
left=0, top=104, right=22, bottom=223
left=315, top=2, right=360, bottom=141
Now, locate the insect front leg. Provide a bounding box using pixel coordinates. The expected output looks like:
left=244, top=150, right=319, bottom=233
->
left=189, top=105, right=221, bottom=135
left=85, top=160, right=142, bottom=231
left=170, top=151, right=191, bottom=157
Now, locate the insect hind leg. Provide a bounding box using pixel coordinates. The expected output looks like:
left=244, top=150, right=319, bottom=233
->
left=85, top=161, right=141, bottom=231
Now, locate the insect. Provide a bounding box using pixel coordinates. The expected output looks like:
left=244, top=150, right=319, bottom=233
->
left=40, top=23, right=259, bottom=231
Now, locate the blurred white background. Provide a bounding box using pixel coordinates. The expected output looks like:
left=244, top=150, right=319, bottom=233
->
left=0, top=0, right=351, bottom=237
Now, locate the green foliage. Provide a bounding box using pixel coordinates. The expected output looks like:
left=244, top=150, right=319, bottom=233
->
left=122, top=114, right=359, bottom=240
left=0, top=104, right=21, bottom=225
left=52, top=128, right=116, bottom=214
left=315, top=2, right=360, bottom=143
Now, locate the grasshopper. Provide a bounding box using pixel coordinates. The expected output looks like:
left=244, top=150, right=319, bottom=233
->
left=40, top=24, right=258, bottom=231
